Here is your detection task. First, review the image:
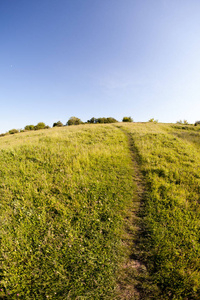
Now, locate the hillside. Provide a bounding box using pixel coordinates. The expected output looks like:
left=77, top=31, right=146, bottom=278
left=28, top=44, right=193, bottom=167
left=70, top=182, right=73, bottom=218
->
left=0, top=123, right=200, bottom=299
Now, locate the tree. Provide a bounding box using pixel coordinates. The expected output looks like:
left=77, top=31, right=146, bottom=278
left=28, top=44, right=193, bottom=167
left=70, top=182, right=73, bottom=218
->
left=106, top=117, right=118, bottom=123
left=34, top=122, right=46, bottom=130
left=67, top=117, right=83, bottom=126
left=194, top=121, right=200, bottom=126
left=25, top=125, right=35, bottom=131
left=149, top=118, right=158, bottom=123
left=53, top=121, right=63, bottom=127
left=9, top=129, right=19, bottom=134
left=96, top=117, right=118, bottom=124
left=122, top=116, right=133, bottom=122
left=87, top=117, right=97, bottom=124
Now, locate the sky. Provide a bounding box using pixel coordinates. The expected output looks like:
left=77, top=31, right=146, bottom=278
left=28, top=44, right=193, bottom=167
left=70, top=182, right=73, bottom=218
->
left=1, top=0, right=200, bottom=132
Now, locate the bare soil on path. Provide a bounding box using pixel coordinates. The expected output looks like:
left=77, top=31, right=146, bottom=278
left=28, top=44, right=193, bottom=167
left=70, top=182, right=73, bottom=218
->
left=115, top=126, right=153, bottom=300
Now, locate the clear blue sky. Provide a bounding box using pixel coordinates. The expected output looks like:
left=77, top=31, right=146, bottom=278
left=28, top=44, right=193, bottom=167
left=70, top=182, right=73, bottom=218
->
left=1, top=0, right=200, bottom=132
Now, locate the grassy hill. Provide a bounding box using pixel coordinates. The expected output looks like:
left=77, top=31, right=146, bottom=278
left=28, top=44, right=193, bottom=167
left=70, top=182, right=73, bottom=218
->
left=0, top=123, right=200, bottom=299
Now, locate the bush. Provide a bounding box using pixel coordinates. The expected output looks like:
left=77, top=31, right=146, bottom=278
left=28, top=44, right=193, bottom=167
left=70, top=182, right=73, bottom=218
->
left=96, top=117, right=118, bottom=124
left=8, top=129, right=19, bottom=134
left=106, top=117, right=118, bottom=123
left=34, top=122, right=46, bottom=130
left=194, top=121, right=200, bottom=126
left=53, top=121, right=63, bottom=127
left=87, top=117, right=97, bottom=124
left=87, top=117, right=118, bottom=124
left=67, top=117, right=83, bottom=126
left=24, top=125, right=35, bottom=131
left=122, top=116, right=133, bottom=122
left=149, top=118, right=158, bottom=123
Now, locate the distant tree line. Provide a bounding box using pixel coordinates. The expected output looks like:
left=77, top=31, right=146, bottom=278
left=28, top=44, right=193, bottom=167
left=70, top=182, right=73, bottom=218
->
left=4, top=116, right=200, bottom=137
left=87, top=117, right=118, bottom=124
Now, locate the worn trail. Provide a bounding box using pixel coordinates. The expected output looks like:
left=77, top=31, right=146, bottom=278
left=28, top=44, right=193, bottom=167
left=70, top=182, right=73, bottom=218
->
left=115, top=126, right=150, bottom=300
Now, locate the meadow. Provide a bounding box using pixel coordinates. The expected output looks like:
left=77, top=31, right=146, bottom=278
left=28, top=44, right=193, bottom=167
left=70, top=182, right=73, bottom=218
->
left=0, top=123, right=200, bottom=299
left=0, top=125, right=135, bottom=299
left=118, top=122, right=200, bottom=299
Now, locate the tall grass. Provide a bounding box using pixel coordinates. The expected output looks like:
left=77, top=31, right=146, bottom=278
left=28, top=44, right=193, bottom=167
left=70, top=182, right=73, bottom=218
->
left=0, top=125, right=134, bottom=299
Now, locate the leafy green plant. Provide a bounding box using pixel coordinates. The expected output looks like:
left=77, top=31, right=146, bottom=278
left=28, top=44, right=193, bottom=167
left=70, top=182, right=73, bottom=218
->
left=148, top=118, right=158, bottom=123
left=67, top=116, right=83, bottom=125
left=194, top=120, right=200, bottom=126
left=122, top=116, right=133, bottom=122
left=25, top=125, right=35, bottom=131
left=53, top=121, right=63, bottom=127
left=34, top=122, right=46, bottom=130
left=8, top=129, right=19, bottom=134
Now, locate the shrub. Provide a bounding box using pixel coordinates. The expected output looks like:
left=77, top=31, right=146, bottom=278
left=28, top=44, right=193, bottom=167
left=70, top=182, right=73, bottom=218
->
left=106, top=117, right=118, bottom=123
left=24, top=125, right=35, bottom=131
left=149, top=118, right=158, bottom=123
left=194, top=121, right=200, bottom=126
left=34, top=122, right=46, bottom=130
left=53, top=121, right=63, bottom=127
left=96, top=117, right=118, bottom=124
left=122, top=116, right=133, bottom=122
left=8, top=129, right=19, bottom=134
left=67, top=117, right=83, bottom=126
left=87, top=117, right=97, bottom=124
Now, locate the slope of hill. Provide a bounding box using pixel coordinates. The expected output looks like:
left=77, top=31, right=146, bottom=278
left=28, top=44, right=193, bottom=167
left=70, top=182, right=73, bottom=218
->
left=0, top=125, right=135, bottom=299
left=0, top=123, right=200, bottom=299
left=118, top=122, right=200, bottom=299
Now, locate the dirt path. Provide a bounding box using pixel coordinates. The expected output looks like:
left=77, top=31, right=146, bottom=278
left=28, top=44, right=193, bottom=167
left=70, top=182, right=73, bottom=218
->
left=115, top=126, right=149, bottom=300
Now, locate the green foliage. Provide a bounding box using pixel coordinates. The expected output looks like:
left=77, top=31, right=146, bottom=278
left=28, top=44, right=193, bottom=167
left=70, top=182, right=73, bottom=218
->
left=0, top=125, right=134, bottom=299
left=97, top=117, right=118, bottom=123
left=8, top=129, right=19, bottom=134
left=148, top=118, right=158, bottom=123
left=25, top=125, right=35, bottom=131
left=194, top=120, right=200, bottom=126
left=87, top=117, right=118, bottom=124
left=53, top=121, right=63, bottom=127
left=67, top=116, right=83, bottom=126
left=176, top=120, right=188, bottom=125
left=122, top=116, right=133, bottom=122
left=87, top=117, right=97, bottom=123
left=34, top=122, right=46, bottom=130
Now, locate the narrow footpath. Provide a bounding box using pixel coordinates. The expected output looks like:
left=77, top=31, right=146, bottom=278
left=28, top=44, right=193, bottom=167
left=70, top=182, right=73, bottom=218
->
left=115, top=126, right=151, bottom=300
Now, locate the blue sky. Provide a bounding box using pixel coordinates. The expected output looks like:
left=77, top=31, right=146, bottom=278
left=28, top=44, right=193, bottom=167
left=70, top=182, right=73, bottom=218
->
left=1, top=0, right=200, bottom=132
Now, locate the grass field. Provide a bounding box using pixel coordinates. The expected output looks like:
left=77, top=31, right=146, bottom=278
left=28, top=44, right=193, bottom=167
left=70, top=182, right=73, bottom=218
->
left=118, top=123, right=200, bottom=299
left=0, top=123, right=200, bottom=299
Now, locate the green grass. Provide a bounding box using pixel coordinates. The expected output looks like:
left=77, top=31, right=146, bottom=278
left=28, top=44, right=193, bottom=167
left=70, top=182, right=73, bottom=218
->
left=118, top=122, right=200, bottom=299
left=1, top=122, right=200, bottom=299
left=0, top=125, right=135, bottom=299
